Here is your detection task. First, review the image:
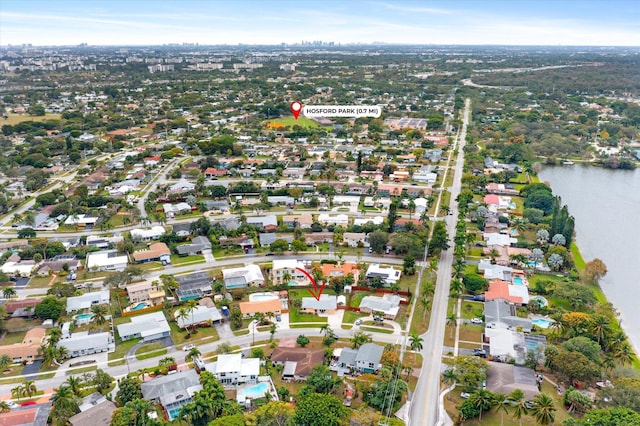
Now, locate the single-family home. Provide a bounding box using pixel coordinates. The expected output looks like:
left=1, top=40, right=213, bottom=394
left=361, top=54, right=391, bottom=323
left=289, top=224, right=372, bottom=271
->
left=69, top=398, right=117, bottom=426
left=85, top=235, right=123, bottom=249
left=366, top=264, right=402, bottom=286
left=301, top=294, right=338, bottom=315
left=163, top=203, right=192, bottom=216
left=270, top=347, right=325, bottom=381
left=117, top=311, right=171, bottom=342
left=141, top=370, right=201, bottom=421
left=130, top=226, right=166, bottom=242
left=171, top=222, right=193, bottom=238
left=353, top=216, right=384, bottom=227
left=0, top=327, right=46, bottom=363
left=175, top=305, right=222, bottom=329
left=483, top=232, right=517, bottom=247
left=282, top=214, right=313, bottom=229
left=64, top=214, right=99, bottom=227
left=85, top=250, right=128, bottom=272
left=125, top=281, right=165, bottom=305
left=304, top=232, right=334, bottom=245
left=478, top=259, right=513, bottom=281
left=271, top=259, right=309, bottom=285
left=222, top=264, right=265, bottom=289
left=143, top=155, right=162, bottom=167
left=342, top=232, right=366, bottom=247
left=246, top=215, right=278, bottom=231
left=317, top=214, right=349, bottom=226
left=0, top=254, right=36, bottom=277
left=203, top=168, right=228, bottom=178
left=259, top=233, right=293, bottom=248
left=359, top=294, right=402, bottom=319
left=485, top=280, right=531, bottom=305
left=484, top=299, right=533, bottom=332
left=66, top=290, right=110, bottom=312
left=36, top=255, right=80, bottom=276
left=175, top=271, right=212, bottom=301
left=203, top=354, right=260, bottom=385
left=330, top=343, right=383, bottom=374
left=239, top=298, right=282, bottom=318
left=169, top=181, right=196, bottom=192
left=321, top=262, right=359, bottom=283
left=57, top=332, right=114, bottom=358
left=133, top=242, right=171, bottom=263
left=176, top=236, right=212, bottom=255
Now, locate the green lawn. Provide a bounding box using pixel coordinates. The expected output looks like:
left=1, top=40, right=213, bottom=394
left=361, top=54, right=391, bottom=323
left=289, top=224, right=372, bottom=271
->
left=108, top=338, right=141, bottom=361
left=288, top=308, right=328, bottom=324
left=1, top=113, right=61, bottom=125
left=0, top=330, right=27, bottom=345
left=360, top=326, right=393, bottom=334
left=135, top=343, right=168, bottom=360
left=265, top=116, right=321, bottom=129
left=27, top=275, right=53, bottom=288
left=570, top=242, right=585, bottom=270
left=170, top=254, right=205, bottom=265
left=169, top=322, right=219, bottom=346
left=460, top=301, right=484, bottom=320
left=343, top=310, right=368, bottom=324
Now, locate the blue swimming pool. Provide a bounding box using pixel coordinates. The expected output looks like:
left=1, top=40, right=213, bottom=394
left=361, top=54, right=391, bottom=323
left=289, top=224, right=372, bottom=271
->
left=513, top=277, right=524, bottom=286
left=249, top=293, right=278, bottom=302
left=168, top=408, right=181, bottom=421
left=241, top=382, right=268, bottom=399
left=131, top=302, right=148, bottom=311
left=76, top=313, right=93, bottom=321
left=532, top=318, right=553, bottom=328
left=533, top=296, right=548, bottom=307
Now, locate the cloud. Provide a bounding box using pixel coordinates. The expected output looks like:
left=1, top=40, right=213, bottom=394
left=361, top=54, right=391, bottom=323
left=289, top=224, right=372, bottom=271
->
left=370, top=1, right=455, bottom=15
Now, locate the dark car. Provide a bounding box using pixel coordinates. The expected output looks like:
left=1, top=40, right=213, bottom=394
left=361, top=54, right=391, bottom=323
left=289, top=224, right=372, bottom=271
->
left=473, top=348, right=487, bottom=358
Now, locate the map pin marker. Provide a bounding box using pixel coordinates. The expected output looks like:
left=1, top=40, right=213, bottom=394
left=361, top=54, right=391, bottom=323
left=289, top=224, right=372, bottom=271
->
left=290, top=101, right=302, bottom=119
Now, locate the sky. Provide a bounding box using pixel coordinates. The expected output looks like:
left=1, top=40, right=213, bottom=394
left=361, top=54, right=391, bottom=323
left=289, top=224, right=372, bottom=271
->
left=1, top=0, right=639, bottom=47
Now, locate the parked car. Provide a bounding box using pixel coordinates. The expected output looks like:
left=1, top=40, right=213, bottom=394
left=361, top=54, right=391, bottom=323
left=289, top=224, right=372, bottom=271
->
left=460, top=392, right=471, bottom=399
left=470, top=318, right=483, bottom=324
left=473, top=348, right=487, bottom=358
left=355, top=319, right=362, bottom=325
left=373, top=316, right=384, bottom=322
left=524, top=401, right=534, bottom=409
left=183, top=344, right=195, bottom=352
left=6, top=401, right=18, bottom=409
left=276, top=314, right=281, bottom=322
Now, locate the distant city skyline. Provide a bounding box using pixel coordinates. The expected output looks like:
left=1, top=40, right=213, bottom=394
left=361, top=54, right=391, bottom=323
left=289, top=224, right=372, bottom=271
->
left=1, top=0, right=639, bottom=47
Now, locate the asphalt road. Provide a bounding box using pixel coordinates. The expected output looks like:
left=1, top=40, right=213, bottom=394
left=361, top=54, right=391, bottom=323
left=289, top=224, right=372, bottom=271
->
left=409, top=98, right=470, bottom=426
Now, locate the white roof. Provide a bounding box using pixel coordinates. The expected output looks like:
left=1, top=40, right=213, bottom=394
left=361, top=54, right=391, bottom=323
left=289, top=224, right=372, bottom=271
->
left=359, top=295, right=401, bottom=316
left=272, top=259, right=305, bottom=271
left=0, top=261, right=35, bottom=276
left=222, top=264, right=264, bottom=283
left=366, top=264, right=402, bottom=284
left=85, top=250, right=128, bottom=269
left=66, top=290, right=110, bottom=312
left=64, top=214, right=98, bottom=225
left=483, top=233, right=517, bottom=247
left=215, top=353, right=242, bottom=373
left=353, top=216, right=384, bottom=226
left=57, top=332, right=110, bottom=353
left=117, top=311, right=170, bottom=339
left=301, top=294, right=337, bottom=310
left=163, top=203, right=192, bottom=214
left=130, top=226, right=166, bottom=239
left=318, top=214, right=349, bottom=223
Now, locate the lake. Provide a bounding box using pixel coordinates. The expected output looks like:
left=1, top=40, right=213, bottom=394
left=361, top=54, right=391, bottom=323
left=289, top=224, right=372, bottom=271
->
left=539, top=164, right=640, bottom=354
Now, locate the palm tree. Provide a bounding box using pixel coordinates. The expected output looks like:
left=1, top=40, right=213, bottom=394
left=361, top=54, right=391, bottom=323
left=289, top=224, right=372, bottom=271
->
left=2, top=287, right=16, bottom=300
left=51, top=385, right=80, bottom=422
left=54, top=346, right=68, bottom=364
left=403, top=364, right=413, bottom=380
left=351, top=331, right=372, bottom=349
left=469, top=389, right=494, bottom=422
left=443, top=369, right=457, bottom=399
left=91, top=304, right=108, bottom=326
left=22, top=380, right=37, bottom=399
left=531, top=393, right=556, bottom=425
left=47, top=328, right=62, bottom=346
left=319, top=324, right=333, bottom=338
left=185, top=346, right=201, bottom=363
left=65, top=376, right=83, bottom=397
left=186, top=299, right=199, bottom=333
left=176, top=307, right=189, bottom=331
left=493, top=393, right=510, bottom=426
left=420, top=297, right=431, bottom=321
left=408, top=199, right=416, bottom=219
left=0, top=354, right=13, bottom=372
left=508, top=389, right=528, bottom=426
left=589, top=314, right=609, bottom=346
left=409, top=332, right=424, bottom=366
left=0, top=401, right=10, bottom=413
left=11, top=384, right=25, bottom=401
left=450, top=279, right=463, bottom=298
left=269, top=323, right=277, bottom=341
left=159, top=357, right=176, bottom=368
left=446, top=313, right=457, bottom=337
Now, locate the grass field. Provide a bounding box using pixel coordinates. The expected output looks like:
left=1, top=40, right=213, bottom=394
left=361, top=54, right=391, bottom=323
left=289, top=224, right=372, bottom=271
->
left=265, top=116, right=321, bottom=129
left=135, top=343, right=168, bottom=360
left=1, top=113, right=61, bottom=125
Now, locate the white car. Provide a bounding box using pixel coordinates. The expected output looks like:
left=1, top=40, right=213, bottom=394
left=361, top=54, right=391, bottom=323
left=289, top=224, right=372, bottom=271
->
left=460, top=392, right=471, bottom=399
left=355, top=319, right=362, bottom=326
left=470, top=318, right=483, bottom=324
left=183, top=344, right=195, bottom=352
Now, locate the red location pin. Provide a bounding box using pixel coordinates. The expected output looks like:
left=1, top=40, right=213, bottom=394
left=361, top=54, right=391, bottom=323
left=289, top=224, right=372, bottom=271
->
left=290, top=101, right=302, bottom=119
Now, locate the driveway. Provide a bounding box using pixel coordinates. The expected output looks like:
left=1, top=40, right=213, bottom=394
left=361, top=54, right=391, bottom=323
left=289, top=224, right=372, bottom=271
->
left=126, top=336, right=174, bottom=360
left=22, top=360, right=42, bottom=379
left=202, top=249, right=215, bottom=264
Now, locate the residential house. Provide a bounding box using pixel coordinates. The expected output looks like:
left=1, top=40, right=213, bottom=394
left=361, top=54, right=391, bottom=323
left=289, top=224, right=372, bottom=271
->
left=204, top=168, right=228, bottom=178
left=393, top=218, right=422, bottom=231
left=259, top=233, right=293, bottom=248
left=176, top=236, right=212, bottom=255
left=133, top=242, right=171, bottom=263
left=484, top=246, right=531, bottom=267
left=238, top=298, right=282, bottom=318
left=163, top=202, right=192, bottom=216
left=36, top=255, right=79, bottom=276
left=57, top=332, right=114, bottom=358
left=169, top=181, right=195, bottom=192
left=130, top=226, right=166, bottom=242
left=478, top=259, right=513, bottom=281
left=64, top=214, right=98, bottom=228
left=483, top=232, right=517, bottom=247
left=317, top=214, right=348, bottom=226
left=85, top=250, right=128, bottom=272
left=222, top=264, right=265, bottom=289
left=66, top=290, right=110, bottom=312
left=85, top=235, right=123, bottom=249
left=117, top=311, right=171, bottom=342
left=484, top=194, right=513, bottom=211
left=125, top=281, right=165, bottom=305
left=353, top=216, right=384, bottom=227
left=486, top=183, right=519, bottom=196
left=282, top=214, right=313, bottom=229
left=271, top=259, right=309, bottom=285
left=171, top=222, right=193, bottom=238
left=0, top=327, right=46, bottom=363
left=304, top=232, right=334, bottom=246
left=175, top=305, right=222, bottom=329
left=200, top=200, right=230, bottom=212
left=141, top=370, right=201, bottom=421
left=330, top=343, right=384, bottom=374
left=3, top=299, right=41, bottom=315
left=143, top=155, right=161, bottom=167
left=202, top=354, right=260, bottom=385
left=246, top=215, right=278, bottom=231
left=484, top=280, right=530, bottom=305
left=69, top=399, right=117, bottom=426
left=1, top=254, right=36, bottom=277
left=484, top=299, right=533, bottom=332
left=359, top=294, right=402, bottom=319
left=321, top=262, right=359, bottom=283
left=267, top=196, right=295, bottom=205
left=270, top=347, right=325, bottom=381
left=175, top=271, right=212, bottom=301
left=366, top=264, right=402, bottom=286
left=301, top=294, right=338, bottom=315
left=219, top=235, right=254, bottom=250
left=342, top=232, right=366, bottom=247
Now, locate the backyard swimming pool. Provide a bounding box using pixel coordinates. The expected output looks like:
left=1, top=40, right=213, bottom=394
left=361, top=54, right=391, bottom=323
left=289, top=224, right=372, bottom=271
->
left=532, top=318, right=553, bottom=328
left=513, top=276, right=524, bottom=286
left=532, top=296, right=548, bottom=307
left=239, top=382, right=268, bottom=399
left=76, top=313, right=94, bottom=320
left=131, top=302, right=149, bottom=311
left=249, top=292, right=278, bottom=302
